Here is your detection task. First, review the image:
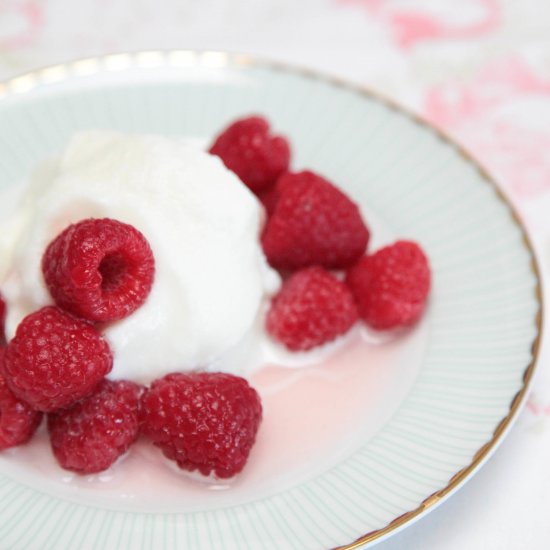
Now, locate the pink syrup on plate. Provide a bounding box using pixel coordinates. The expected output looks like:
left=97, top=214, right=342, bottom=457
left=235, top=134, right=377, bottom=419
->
left=0, top=319, right=429, bottom=513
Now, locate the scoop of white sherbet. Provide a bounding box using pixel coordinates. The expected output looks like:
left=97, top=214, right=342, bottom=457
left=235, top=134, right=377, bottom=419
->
left=0, top=131, right=279, bottom=382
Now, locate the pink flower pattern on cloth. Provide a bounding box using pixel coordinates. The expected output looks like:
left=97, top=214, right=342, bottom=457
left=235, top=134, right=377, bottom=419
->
left=424, top=57, right=550, bottom=201
left=0, top=0, right=42, bottom=49
left=339, top=0, right=501, bottom=48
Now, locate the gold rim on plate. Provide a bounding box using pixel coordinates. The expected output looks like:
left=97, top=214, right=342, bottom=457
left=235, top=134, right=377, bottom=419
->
left=0, top=50, right=543, bottom=549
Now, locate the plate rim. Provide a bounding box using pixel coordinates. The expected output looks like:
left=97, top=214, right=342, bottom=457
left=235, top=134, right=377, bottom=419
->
left=0, top=49, right=543, bottom=549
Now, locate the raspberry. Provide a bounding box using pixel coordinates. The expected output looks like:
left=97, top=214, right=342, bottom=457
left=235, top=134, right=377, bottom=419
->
left=3, top=306, right=113, bottom=412
left=0, top=293, right=6, bottom=346
left=257, top=186, right=280, bottom=218
left=209, top=115, right=291, bottom=193
left=266, top=267, right=358, bottom=351
left=262, top=171, right=369, bottom=270
left=42, top=218, right=155, bottom=322
left=141, top=372, right=262, bottom=479
left=346, top=240, right=431, bottom=330
left=0, top=350, right=43, bottom=450
left=48, top=379, right=142, bottom=474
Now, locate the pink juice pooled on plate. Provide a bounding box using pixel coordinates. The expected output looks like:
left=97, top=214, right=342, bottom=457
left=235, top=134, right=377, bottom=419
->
left=0, top=116, right=431, bottom=498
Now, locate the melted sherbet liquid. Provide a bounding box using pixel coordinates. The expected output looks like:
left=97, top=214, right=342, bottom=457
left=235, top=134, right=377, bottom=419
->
left=0, top=320, right=429, bottom=513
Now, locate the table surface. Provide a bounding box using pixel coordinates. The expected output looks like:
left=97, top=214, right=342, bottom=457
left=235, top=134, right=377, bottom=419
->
left=1, top=1, right=549, bottom=548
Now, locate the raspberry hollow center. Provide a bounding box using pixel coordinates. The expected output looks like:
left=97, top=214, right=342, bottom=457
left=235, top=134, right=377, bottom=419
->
left=99, top=252, right=128, bottom=293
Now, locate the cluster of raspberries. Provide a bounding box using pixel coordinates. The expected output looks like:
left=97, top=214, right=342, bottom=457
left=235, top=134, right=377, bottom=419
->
left=210, top=115, right=432, bottom=351
left=0, top=114, right=430, bottom=480
left=0, top=219, right=262, bottom=478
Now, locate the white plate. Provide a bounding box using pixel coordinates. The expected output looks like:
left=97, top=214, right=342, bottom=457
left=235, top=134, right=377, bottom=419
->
left=0, top=51, right=542, bottom=549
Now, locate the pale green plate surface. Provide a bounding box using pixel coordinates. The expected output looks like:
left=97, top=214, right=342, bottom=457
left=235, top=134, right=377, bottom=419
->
left=0, top=52, right=541, bottom=549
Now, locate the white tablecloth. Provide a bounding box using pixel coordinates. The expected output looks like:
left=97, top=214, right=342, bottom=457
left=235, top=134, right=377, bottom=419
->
left=1, top=1, right=549, bottom=548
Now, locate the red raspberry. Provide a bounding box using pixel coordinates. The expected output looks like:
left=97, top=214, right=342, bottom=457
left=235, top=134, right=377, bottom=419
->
left=209, top=115, right=291, bottom=193
left=48, top=379, right=142, bottom=474
left=141, top=372, right=262, bottom=479
left=257, top=186, right=280, bottom=218
left=262, top=171, right=369, bottom=270
left=346, top=240, right=431, bottom=330
left=0, top=293, right=6, bottom=346
left=0, top=350, right=43, bottom=450
left=266, top=267, right=358, bottom=351
left=3, top=306, right=113, bottom=412
left=42, top=218, right=155, bottom=322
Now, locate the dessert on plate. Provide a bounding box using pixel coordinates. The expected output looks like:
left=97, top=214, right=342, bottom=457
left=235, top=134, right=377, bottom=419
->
left=0, top=115, right=430, bottom=482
